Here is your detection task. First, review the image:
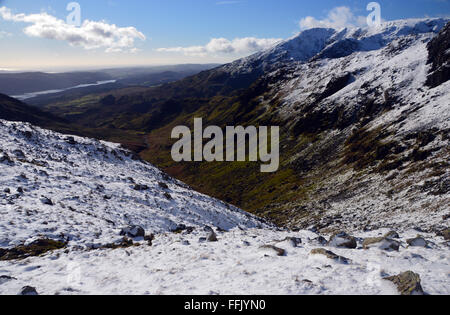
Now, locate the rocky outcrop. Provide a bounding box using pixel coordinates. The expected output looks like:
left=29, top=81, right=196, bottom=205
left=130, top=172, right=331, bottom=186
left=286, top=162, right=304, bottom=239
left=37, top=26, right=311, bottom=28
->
left=384, top=271, right=424, bottom=295
left=426, top=22, right=450, bottom=88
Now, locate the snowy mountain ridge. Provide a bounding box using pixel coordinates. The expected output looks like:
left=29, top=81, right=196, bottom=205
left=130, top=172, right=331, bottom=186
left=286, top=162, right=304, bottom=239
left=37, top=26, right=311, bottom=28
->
left=224, top=18, right=448, bottom=75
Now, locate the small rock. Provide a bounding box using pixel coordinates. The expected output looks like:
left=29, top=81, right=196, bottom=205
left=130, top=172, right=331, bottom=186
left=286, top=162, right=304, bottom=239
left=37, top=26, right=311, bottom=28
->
left=438, top=228, right=450, bottom=241
left=40, top=196, right=53, bottom=206
left=406, top=236, right=428, bottom=248
left=164, top=192, right=173, bottom=200
left=158, top=182, right=169, bottom=189
left=327, top=232, right=357, bottom=249
left=259, top=245, right=286, bottom=257
left=19, top=286, right=38, bottom=296
left=133, top=184, right=149, bottom=191
left=144, top=234, right=154, bottom=246
left=207, top=231, right=218, bottom=242
left=310, top=248, right=350, bottom=264
left=3, top=188, right=10, bottom=194
left=363, top=237, right=400, bottom=251
left=65, top=137, right=77, bottom=145
left=384, top=271, right=424, bottom=295
left=120, top=225, right=145, bottom=238
left=182, top=240, right=190, bottom=246
left=198, top=237, right=207, bottom=243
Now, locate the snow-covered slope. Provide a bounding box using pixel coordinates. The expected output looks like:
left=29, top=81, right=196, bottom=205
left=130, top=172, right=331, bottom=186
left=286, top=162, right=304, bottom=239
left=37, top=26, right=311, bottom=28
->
left=0, top=119, right=267, bottom=250
left=0, top=227, right=448, bottom=295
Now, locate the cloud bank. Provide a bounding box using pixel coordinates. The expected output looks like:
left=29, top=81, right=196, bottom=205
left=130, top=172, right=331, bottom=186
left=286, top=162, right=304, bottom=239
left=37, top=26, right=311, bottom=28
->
left=157, top=37, right=282, bottom=57
left=299, top=6, right=367, bottom=30
left=0, top=6, right=145, bottom=52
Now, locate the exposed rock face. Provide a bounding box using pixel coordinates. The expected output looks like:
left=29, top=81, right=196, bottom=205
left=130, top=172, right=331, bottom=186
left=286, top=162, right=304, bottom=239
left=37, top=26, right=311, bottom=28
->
left=384, top=271, right=424, bottom=295
left=0, top=239, right=66, bottom=261
left=426, top=22, right=450, bottom=88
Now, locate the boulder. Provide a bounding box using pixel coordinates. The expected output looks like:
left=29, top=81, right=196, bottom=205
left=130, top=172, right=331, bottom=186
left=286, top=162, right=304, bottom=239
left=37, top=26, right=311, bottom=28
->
left=207, top=231, right=218, bottom=242
left=19, top=286, right=38, bottom=296
left=363, top=237, right=400, bottom=251
left=384, top=271, right=424, bottom=295
left=310, top=248, right=350, bottom=264
left=406, top=236, right=428, bottom=248
left=327, top=232, right=357, bottom=249
left=120, top=225, right=145, bottom=238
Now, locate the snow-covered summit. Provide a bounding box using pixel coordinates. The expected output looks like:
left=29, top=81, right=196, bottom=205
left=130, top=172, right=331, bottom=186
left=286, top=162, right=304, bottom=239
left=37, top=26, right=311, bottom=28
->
left=0, top=120, right=268, bottom=249
left=223, top=18, right=449, bottom=75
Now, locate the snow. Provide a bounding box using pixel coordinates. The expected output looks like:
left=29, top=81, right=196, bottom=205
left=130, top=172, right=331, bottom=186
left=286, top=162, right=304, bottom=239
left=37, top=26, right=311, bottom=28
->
left=0, top=120, right=267, bottom=250
left=0, top=228, right=448, bottom=295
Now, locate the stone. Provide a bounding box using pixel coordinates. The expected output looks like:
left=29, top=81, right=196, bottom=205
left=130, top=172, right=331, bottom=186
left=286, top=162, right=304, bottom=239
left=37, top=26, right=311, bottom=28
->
left=406, top=236, right=428, bottom=248
left=327, top=232, right=357, bottom=249
left=133, top=184, right=149, bottom=191
left=207, top=231, right=218, bottom=242
left=310, top=248, right=350, bottom=264
left=19, top=286, right=38, bottom=295
left=40, top=196, right=53, bottom=206
left=363, top=237, right=400, bottom=251
left=120, top=225, right=145, bottom=238
left=384, top=271, right=424, bottom=295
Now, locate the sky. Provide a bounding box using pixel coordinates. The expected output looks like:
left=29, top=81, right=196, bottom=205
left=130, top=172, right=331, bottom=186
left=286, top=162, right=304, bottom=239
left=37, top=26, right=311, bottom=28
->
left=0, top=0, right=449, bottom=71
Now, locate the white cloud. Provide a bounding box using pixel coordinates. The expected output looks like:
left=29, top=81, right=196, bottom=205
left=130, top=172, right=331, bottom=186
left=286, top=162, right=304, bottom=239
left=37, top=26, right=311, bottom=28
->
left=0, top=6, right=145, bottom=53
left=157, top=37, right=282, bottom=57
left=0, top=30, right=12, bottom=38
left=299, top=6, right=367, bottom=30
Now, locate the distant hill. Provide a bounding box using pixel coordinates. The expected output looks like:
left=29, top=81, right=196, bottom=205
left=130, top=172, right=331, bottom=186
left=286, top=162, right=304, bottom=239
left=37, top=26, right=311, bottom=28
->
left=0, top=72, right=112, bottom=95
left=0, top=93, right=67, bottom=127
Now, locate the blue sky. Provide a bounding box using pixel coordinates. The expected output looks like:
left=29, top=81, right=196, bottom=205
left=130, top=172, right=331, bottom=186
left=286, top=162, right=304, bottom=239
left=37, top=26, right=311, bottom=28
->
left=0, top=0, right=449, bottom=70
